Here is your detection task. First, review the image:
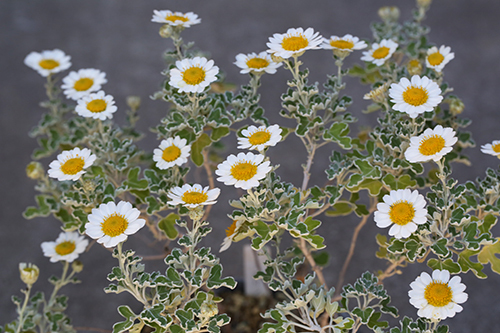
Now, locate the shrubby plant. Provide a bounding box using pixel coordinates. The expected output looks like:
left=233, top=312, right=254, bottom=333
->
left=4, top=1, right=500, bottom=333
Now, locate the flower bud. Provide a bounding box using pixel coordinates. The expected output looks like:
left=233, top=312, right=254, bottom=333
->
left=26, top=162, right=44, bottom=180
left=159, top=24, right=174, bottom=38
left=378, top=6, right=400, bottom=23
left=19, top=263, right=39, bottom=286
left=448, top=97, right=465, bottom=115
left=270, top=54, right=284, bottom=63
left=126, top=96, right=141, bottom=111
left=200, top=301, right=218, bottom=319
left=82, top=179, right=95, bottom=194
left=417, top=0, right=432, bottom=9
left=407, top=59, right=423, bottom=76
left=71, top=260, right=84, bottom=273
left=188, top=206, right=204, bottom=222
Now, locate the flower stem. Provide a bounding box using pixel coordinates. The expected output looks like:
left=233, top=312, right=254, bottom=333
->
left=15, top=286, right=32, bottom=333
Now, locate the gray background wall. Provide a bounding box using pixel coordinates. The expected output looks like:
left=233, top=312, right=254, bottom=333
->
left=2, top=0, right=500, bottom=331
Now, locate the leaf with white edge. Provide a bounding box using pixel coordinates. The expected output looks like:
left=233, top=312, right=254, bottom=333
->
left=158, top=213, right=179, bottom=240
left=478, top=238, right=500, bottom=275
left=427, top=259, right=461, bottom=274
left=325, top=201, right=355, bottom=216
left=141, top=305, right=172, bottom=328
left=191, top=133, right=211, bottom=166
left=352, top=307, right=375, bottom=324
left=113, top=320, right=134, bottom=333
left=207, top=264, right=236, bottom=289
left=458, top=249, right=487, bottom=278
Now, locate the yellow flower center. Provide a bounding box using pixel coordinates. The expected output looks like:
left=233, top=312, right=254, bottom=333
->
left=87, top=99, right=107, bottom=113
left=181, top=190, right=208, bottom=205
left=281, top=35, right=309, bottom=51
left=226, top=220, right=238, bottom=237
left=73, top=78, right=94, bottom=91
left=330, top=39, right=354, bottom=50
left=182, top=67, right=206, bottom=85
left=248, top=130, right=271, bottom=146
left=246, top=57, right=270, bottom=69
left=166, top=14, right=188, bottom=23
left=389, top=201, right=415, bottom=226
left=428, top=52, right=445, bottom=66
left=23, top=267, right=37, bottom=274
left=55, top=241, right=76, bottom=256
left=101, top=213, right=128, bottom=237
left=418, top=135, right=446, bottom=156
left=424, top=281, right=453, bottom=307
left=60, top=157, right=85, bottom=175
left=162, top=145, right=181, bottom=162
left=402, top=86, right=429, bottom=106
left=230, top=161, right=258, bottom=181
left=493, top=143, right=500, bottom=153
left=372, top=46, right=390, bottom=59
left=39, top=59, right=59, bottom=70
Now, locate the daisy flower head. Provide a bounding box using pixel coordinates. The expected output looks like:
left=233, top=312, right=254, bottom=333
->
left=75, top=90, right=117, bottom=120
left=409, top=269, right=467, bottom=320
left=234, top=52, right=282, bottom=75
left=48, top=147, right=96, bottom=181
left=85, top=201, right=146, bottom=248
left=167, top=184, right=220, bottom=209
left=215, top=152, right=272, bottom=190
left=41, top=231, right=89, bottom=263
left=374, top=189, right=427, bottom=239
left=321, top=34, right=367, bottom=56
left=24, top=49, right=71, bottom=77
left=62, top=68, right=107, bottom=100
left=360, top=39, right=398, bottom=66
left=266, top=27, right=323, bottom=59
left=237, top=125, right=282, bottom=152
left=169, top=57, right=219, bottom=93
left=426, top=45, right=455, bottom=73
left=220, top=218, right=247, bottom=252
left=389, top=75, right=443, bottom=118
left=405, top=125, right=457, bottom=163
left=153, top=136, right=191, bottom=169
left=481, top=140, right=500, bottom=158
left=151, top=10, right=201, bottom=28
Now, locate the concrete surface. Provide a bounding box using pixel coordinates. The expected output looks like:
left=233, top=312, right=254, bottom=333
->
left=2, top=0, right=500, bottom=331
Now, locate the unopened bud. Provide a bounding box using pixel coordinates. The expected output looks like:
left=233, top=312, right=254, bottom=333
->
left=200, top=301, right=218, bottom=319
left=126, top=96, right=141, bottom=111
left=417, top=0, right=432, bottom=9
left=188, top=206, right=204, bottom=222
left=71, top=260, right=84, bottom=273
left=270, top=54, right=284, bottom=63
left=448, top=97, right=465, bottom=115
left=407, top=59, right=423, bottom=76
left=19, top=263, right=39, bottom=286
left=82, top=179, right=95, bottom=194
left=378, top=6, right=400, bottom=23
left=159, top=24, right=174, bottom=38
left=26, top=162, right=44, bottom=180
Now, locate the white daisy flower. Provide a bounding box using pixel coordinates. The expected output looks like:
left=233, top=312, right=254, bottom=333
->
left=153, top=136, right=191, bottom=169
left=234, top=52, right=282, bottom=74
left=85, top=201, right=146, bottom=248
left=220, top=219, right=246, bottom=252
left=374, top=189, right=427, bottom=239
left=151, top=10, right=201, bottom=28
left=215, top=152, right=272, bottom=190
left=62, top=68, right=107, bottom=100
left=169, top=57, right=219, bottom=93
left=237, top=124, right=282, bottom=152
left=481, top=140, right=500, bottom=158
left=360, top=39, right=398, bottom=66
left=75, top=90, right=117, bottom=120
left=389, top=75, right=443, bottom=118
left=24, top=49, right=71, bottom=77
left=167, top=184, right=220, bottom=209
left=426, top=45, right=455, bottom=73
left=41, top=231, right=89, bottom=263
left=321, top=34, right=367, bottom=52
left=409, top=269, right=467, bottom=320
left=405, top=125, right=457, bottom=163
left=266, top=27, right=323, bottom=59
left=48, top=147, right=96, bottom=181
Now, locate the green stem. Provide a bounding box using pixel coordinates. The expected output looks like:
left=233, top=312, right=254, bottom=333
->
left=15, top=286, right=32, bottom=333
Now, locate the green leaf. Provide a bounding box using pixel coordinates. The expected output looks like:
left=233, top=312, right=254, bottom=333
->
left=125, top=167, right=148, bottom=189
left=427, top=259, right=461, bottom=274
left=431, top=238, right=450, bottom=258
left=382, top=174, right=417, bottom=191
left=313, top=251, right=329, bottom=266
left=325, top=201, right=355, bottom=216
left=458, top=250, right=487, bottom=278
left=191, top=133, right=211, bottom=166
left=352, top=307, right=374, bottom=324
left=141, top=304, right=172, bottom=328
left=207, top=264, right=237, bottom=289
left=478, top=238, right=500, bottom=275
left=158, top=213, right=179, bottom=240
left=211, top=127, right=230, bottom=141
left=323, top=122, right=352, bottom=149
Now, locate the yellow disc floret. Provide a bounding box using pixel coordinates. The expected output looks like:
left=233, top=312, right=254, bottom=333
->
left=403, top=86, right=429, bottom=106
left=101, top=213, right=128, bottom=237
left=87, top=99, right=107, bottom=113
left=419, top=135, right=446, bottom=156
left=182, top=67, right=206, bottom=85
left=330, top=39, right=354, bottom=50
left=424, top=281, right=453, bottom=307
left=246, top=58, right=270, bottom=69
left=372, top=46, right=390, bottom=59
left=55, top=241, right=76, bottom=256
left=492, top=143, right=500, bottom=153
left=166, top=14, right=188, bottom=23
left=389, top=201, right=415, bottom=226
left=162, top=145, right=181, bottom=162
left=230, top=161, right=258, bottom=181
left=281, top=35, right=308, bottom=51
left=226, top=220, right=238, bottom=237
left=182, top=190, right=208, bottom=205
left=428, top=52, right=445, bottom=66
left=61, top=157, right=85, bottom=175
left=248, top=130, right=271, bottom=146
left=74, top=78, right=94, bottom=91
left=39, top=59, right=60, bottom=70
